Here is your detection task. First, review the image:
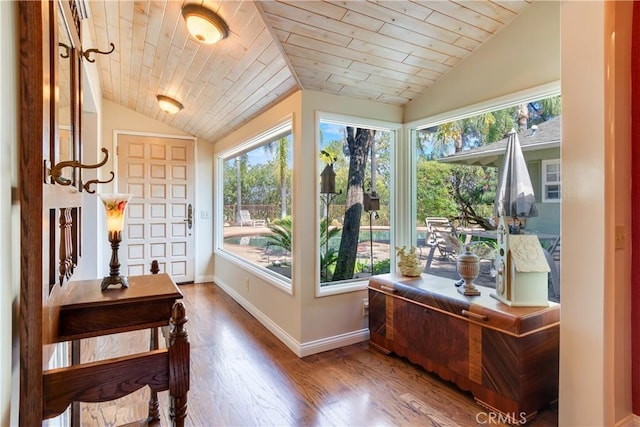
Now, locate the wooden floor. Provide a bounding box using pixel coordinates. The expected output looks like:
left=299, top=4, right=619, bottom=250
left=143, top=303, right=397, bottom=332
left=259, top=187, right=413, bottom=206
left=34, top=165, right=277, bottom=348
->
left=79, top=282, right=558, bottom=426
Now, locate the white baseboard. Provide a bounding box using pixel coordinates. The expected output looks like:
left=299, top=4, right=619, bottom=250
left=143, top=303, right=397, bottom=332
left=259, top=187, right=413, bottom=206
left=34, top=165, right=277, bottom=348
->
left=298, top=328, right=370, bottom=357
left=213, top=275, right=369, bottom=357
left=194, top=275, right=214, bottom=284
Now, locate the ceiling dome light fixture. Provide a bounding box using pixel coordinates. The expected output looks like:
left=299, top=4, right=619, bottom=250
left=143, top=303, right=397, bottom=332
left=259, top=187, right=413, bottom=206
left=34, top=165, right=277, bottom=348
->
left=156, top=95, right=184, bottom=114
left=182, top=3, right=229, bottom=45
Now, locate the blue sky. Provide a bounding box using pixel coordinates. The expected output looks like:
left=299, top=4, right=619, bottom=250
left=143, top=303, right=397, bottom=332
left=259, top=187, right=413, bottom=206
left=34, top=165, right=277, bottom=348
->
left=246, top=135, right=294, bottom=166
left=246, top=123, right=344, bottom=166
left=319, top=122, right=345, bottom=148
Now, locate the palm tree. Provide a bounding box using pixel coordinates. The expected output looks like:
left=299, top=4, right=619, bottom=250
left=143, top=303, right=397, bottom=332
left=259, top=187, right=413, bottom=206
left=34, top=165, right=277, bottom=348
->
left=320, top=217, right=341, bottom=282
left=435, top=121, right=463, bottom=153
left=263, top=136, right=290, bottom=219
left=264, top=216, right=292, bottom=253
left=235, top=156, right=248, bottom=224
left=265, top=216, right=340, bottom=281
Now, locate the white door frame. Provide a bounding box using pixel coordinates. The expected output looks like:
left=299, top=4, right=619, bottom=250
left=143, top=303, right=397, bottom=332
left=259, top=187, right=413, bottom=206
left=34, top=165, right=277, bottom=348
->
left=113, top=130, right=197, bottom=282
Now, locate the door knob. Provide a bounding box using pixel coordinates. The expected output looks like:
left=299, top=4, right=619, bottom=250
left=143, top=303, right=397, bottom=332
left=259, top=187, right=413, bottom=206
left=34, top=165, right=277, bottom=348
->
left=184, top=204, right=193, bottom=229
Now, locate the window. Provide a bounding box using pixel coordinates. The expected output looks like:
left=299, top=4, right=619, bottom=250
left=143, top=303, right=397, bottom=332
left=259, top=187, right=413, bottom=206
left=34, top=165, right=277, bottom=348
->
left=318, top=115, right=395, bottom=289
left=412, top=92, right=562, bottom=260
left=542, top=159, right=561, bottom=202
left=217, top=120, right=293, bottom=287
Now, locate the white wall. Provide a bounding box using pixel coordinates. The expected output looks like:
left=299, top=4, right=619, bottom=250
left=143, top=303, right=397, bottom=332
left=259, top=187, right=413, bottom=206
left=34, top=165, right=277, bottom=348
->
left=405, top=1, right=560, bottom=123
left=212, top=91, right=403, bottom=355
left=560, top=2, right=632, bottom=425
left=609, top=3, right=634, bottom=422
left=194, top=141, right=215, bottom=283
left=79, top=50, right=104, bottom=280
left=213, top=92, right=305, bottom=349
left=1, top=2, right=19, bottom=425
left=299, top=91, right=403, bottom=346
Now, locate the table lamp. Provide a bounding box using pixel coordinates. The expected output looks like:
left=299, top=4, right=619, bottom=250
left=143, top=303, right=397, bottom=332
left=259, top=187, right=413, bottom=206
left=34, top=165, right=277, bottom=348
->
left=100, top=193, right=133, bottom=290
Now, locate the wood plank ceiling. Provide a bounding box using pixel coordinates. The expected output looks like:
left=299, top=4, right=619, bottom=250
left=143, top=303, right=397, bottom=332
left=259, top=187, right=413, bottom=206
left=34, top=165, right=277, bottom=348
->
left=85, top=1, right=533, bottom=144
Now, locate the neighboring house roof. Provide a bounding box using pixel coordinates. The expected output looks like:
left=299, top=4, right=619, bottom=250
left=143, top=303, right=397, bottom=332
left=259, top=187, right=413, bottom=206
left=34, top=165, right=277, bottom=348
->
left=438, top=116, right=561, bottom=167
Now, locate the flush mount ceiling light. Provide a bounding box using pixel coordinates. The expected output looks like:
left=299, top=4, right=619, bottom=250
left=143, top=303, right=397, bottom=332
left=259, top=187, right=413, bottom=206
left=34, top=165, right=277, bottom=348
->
left=156, top=95, right=184, bottom=114
left=182, top=3, right=229, bottom=45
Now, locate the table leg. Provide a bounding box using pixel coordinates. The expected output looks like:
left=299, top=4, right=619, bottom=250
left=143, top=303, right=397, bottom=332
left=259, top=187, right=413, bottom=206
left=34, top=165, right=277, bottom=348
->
left=148, top=327, right=160, bottom=423
left=71, top=340, right=81, bottom=427
left=169, top=301, right=189, bottom=427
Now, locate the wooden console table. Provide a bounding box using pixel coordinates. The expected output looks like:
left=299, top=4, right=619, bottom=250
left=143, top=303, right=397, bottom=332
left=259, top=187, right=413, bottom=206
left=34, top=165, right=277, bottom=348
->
left=368, top=273, right=559, bottom=422
left=43, top=273, right=190, bottom=426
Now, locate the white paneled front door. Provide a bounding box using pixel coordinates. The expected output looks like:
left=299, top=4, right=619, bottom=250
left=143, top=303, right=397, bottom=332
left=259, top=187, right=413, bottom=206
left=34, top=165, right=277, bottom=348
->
left=118, top=134, right=195, bottom=283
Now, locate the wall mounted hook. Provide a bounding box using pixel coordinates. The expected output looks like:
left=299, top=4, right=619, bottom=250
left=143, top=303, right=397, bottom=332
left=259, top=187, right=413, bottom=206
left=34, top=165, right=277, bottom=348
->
left=48, top=147, right=110, bottom=186
left=82, top=171, right=115, bottom=194
left=81, top=42, right=115, bottom=63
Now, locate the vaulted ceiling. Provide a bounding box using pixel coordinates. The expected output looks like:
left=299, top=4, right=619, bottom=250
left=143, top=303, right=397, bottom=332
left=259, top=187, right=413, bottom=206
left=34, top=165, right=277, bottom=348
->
left=85, top=1, right=533, bottom=144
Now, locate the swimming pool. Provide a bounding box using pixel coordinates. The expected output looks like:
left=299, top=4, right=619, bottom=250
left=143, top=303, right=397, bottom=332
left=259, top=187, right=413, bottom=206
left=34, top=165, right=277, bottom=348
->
left=224, top=229, right=391, bottom=250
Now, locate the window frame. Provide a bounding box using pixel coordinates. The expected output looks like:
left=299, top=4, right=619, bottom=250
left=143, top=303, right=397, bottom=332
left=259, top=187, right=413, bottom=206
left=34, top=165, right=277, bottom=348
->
left=541, top=159, right=561, bottom=203
left=406, top=82, right=561, bottom=247
left=315, top=111, right=400, bottom=297
left=214, top=117, right=293, bottom=294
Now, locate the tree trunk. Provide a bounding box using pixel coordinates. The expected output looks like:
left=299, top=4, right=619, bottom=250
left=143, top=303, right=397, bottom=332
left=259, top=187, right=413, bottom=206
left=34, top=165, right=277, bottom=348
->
left=370, top=138, right=377, bottom=194
left=333, top=127, right=375, bottom=280
left=517, top=103, right=529, bottom=132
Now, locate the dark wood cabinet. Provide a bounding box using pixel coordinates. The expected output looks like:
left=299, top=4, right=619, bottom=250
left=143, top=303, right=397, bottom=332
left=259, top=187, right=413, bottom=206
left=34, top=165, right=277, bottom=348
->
left=368, top=273, right=559, bottom=422
left=43, top=274, right=190, bottom=425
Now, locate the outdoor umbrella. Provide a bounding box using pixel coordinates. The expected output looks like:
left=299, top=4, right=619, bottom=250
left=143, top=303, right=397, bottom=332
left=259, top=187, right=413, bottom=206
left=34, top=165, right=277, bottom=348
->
left=493, top=129, right=538, bottom=231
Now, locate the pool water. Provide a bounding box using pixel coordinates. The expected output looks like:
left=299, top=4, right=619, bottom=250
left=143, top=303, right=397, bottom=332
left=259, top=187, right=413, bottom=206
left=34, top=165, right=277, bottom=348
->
left=224, top=235, right=272, bottom=247
left=224, top=229, right=391, bottom=251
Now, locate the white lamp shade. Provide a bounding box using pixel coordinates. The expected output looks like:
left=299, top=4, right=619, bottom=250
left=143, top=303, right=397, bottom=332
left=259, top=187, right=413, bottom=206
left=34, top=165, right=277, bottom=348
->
left=99, top=193, right=133, bottom=233
left=182, top=4, right=229, bottom=45
left=157, top=95, right=183, bottom=114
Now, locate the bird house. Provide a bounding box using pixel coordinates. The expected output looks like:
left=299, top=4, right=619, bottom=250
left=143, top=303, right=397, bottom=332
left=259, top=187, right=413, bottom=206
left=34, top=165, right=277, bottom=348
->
left=320, top=164, right=336, bottom=194
left=492, top=215, right=550, bottom=307
left=363, top=191, right=380, bottom=212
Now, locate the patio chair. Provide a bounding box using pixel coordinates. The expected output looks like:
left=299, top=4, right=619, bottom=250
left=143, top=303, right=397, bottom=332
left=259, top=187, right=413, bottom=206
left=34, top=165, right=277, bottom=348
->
left=239, top=210, right=254, bottom=226
left=239, top=209, right=266, bottom=227
left=423, top=218, right=460, bottom=270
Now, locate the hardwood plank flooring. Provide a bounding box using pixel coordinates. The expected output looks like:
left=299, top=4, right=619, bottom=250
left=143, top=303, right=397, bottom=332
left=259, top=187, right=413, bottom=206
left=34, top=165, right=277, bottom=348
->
left=79, top=283, right=558, bottom=426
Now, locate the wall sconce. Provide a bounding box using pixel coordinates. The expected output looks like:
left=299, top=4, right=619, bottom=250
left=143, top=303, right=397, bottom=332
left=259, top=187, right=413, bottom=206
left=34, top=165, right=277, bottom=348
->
left=157, top=94, right=184, bottom=114
left=100, top=193, right=133, bottom=291
left=182, top=3, right=229, bottom=45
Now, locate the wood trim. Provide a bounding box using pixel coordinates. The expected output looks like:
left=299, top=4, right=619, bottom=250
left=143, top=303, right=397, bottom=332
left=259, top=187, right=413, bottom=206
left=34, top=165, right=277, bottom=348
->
left=42, top=350, right=170, bottom=420
left=632, top=1, right=640, bottom=415
left=18, top=1, right=48, bottom=424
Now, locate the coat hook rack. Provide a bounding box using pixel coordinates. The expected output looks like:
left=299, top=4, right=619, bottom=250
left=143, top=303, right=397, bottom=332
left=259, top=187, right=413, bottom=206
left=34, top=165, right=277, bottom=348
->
left=81, top=42, right=115, bottom=63
left=82, top=171, right=115, bottom=194
left=59, top=42, right=71, bottom=59
left=47, top=147, right=111, bottom=187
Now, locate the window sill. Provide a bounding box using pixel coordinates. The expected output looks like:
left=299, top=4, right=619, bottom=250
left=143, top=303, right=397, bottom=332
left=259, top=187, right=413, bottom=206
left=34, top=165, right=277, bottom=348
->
left=316, top=277, right=369, bottom=297
left=215, top=248, right=293, bottom=295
